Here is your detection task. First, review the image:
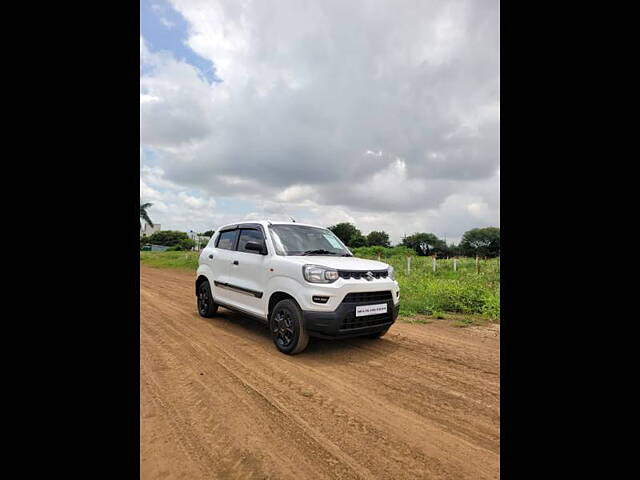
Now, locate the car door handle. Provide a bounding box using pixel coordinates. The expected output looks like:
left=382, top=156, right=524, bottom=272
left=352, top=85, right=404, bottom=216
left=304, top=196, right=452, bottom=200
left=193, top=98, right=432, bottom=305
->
left=233, top=260, right=239, bottom=265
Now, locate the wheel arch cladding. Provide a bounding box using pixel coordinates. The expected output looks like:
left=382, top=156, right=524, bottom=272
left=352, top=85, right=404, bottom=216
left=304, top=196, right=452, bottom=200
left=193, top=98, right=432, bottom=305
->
left=268, top=291, right=298, bottom=318
left=195, top=275, right=209, bottom=296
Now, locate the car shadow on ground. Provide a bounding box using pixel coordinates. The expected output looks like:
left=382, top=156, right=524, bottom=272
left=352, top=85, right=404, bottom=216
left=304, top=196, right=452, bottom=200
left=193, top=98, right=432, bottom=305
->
left=201, top=307, right=401, bottom=359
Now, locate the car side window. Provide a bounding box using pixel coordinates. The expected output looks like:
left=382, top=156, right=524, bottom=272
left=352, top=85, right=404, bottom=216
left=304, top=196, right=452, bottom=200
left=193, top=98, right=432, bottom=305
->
left=216, top=230, right=238, bottom=250
left=237, top=229, right=265, bottom=254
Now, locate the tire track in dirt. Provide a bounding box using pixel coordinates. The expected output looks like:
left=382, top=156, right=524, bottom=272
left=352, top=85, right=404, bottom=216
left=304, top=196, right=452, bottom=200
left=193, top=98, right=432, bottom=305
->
left=140, top=266, right=500, bottom=479
left=141, top=315, right=371, bottom=479
left=142, top=287, right=490, bottom=474
left=142, top=304, right=448, bottom=479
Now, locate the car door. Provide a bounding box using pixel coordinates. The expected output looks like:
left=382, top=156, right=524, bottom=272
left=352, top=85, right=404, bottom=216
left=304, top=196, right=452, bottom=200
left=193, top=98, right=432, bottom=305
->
left=224, top=227, right=270, bottom=319
left=211, top=227, right=239, bottom=305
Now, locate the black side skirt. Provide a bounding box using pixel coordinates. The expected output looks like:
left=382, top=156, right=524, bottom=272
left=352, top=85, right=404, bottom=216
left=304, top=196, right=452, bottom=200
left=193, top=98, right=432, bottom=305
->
left=214, top=300, right=268, bottom=324
left=213, top=281, right=263, bottom=299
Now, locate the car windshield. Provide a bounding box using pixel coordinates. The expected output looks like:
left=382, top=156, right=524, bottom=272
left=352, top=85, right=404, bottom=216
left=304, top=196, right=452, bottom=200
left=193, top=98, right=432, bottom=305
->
left=268, top=225, right=352, bottom=256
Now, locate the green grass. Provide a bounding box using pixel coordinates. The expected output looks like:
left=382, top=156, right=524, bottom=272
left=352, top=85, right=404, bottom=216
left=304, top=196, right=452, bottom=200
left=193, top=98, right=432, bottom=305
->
left=362, top=255, right=500, bottom=322
left=140, top=251, right=500, bottom=322
left=140, top=250, right=199, bottom=270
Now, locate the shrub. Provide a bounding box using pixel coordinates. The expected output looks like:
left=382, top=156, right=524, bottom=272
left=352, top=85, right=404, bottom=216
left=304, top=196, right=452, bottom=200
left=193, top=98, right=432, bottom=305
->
left=351, top=245, right=415, bottom=258
left=167, top=238, right=196, bottom=251
left=147, top=230, right=190, bottom=247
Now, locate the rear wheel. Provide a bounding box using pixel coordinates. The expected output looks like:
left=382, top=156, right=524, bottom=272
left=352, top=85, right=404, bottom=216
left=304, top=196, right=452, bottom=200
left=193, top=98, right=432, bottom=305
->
left=270, top=299, right=309, bottom=354
left=197, top=280, right=218, bottom=317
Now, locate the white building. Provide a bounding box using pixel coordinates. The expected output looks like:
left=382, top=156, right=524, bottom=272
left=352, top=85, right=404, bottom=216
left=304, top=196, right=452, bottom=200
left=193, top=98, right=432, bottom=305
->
left=187, top=230, right=211, bottom=248
left=140, top=222, right=161, bottom=237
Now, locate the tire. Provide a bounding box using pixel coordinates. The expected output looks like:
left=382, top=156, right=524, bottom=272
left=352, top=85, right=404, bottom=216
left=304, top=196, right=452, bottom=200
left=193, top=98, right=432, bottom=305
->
left=270, top=299, right=309, bottom=355
left=368, top=328, right=389, bottom=339
left=197, top=280, right=218, bottom=317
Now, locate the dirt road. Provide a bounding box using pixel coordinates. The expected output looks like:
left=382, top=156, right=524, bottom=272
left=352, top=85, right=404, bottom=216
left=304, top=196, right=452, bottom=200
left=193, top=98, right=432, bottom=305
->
left=140, top=266, right=499, bottom=479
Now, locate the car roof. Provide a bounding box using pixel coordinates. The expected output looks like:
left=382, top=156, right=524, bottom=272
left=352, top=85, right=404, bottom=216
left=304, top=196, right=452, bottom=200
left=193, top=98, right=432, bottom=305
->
left=216, top=220, right=324, bottom=232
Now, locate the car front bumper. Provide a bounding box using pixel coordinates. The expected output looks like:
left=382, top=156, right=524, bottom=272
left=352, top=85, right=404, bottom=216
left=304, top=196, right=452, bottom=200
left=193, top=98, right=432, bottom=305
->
left=302, top=300, right=400, bottom=339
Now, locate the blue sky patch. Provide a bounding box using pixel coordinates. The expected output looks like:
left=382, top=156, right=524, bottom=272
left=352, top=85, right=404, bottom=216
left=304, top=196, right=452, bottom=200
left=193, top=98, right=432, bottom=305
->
left=140, top=0, right=220, bottom=84
left=141, top=147, right=159, bottom=166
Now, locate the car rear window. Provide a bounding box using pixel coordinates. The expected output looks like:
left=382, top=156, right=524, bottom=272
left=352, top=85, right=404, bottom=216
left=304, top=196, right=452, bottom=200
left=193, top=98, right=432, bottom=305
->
left=216, top=230, right=238, bottom=250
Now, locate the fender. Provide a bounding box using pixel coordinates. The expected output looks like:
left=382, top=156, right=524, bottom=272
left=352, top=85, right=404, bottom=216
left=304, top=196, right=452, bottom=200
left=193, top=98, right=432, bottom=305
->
left=264, top=275, right=306, bottom=314
left=196, top=264, right=215, bottom=281
left=196, top=264, right=215, bottom=295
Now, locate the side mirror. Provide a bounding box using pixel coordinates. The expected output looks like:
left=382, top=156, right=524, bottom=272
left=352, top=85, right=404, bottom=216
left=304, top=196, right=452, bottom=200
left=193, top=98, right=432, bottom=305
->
left=245, top=241, right=266, bottom=254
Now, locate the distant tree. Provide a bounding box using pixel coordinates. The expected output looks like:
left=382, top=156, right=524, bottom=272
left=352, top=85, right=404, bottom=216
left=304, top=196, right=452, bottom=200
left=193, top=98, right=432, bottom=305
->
left=203, top=230, right=215, bottom=238
left=366, top=231, right=390, bottom=247
left=401, top=232, right=447, bottom=257
left=328, top=222, right=363, bottom=247
left=140, top=202, right=153, bottom=230
left=146, top=230, right=190, bottom=247
left=459, top=227, right=500, bottom=258
left=350, top=232, right=367, bottom=248
left=447, top=243, right=462, bottom=257
left=170, top=238, right=197, bottom=251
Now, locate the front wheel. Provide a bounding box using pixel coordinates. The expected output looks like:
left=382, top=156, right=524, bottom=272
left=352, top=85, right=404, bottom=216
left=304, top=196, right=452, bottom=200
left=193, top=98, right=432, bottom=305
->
left=197, top=280, right=218, bottom=317
left=270, top=299, right=309, bottom=354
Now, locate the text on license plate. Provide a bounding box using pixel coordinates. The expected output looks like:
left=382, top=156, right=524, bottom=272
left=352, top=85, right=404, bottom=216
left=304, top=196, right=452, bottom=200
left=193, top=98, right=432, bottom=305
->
left=355, top=303, right=388, bottom=317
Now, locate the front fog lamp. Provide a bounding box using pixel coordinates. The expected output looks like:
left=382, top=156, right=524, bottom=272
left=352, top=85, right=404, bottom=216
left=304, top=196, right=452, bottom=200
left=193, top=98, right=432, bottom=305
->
left=303, top=265, right=339, bottom=283
left=388, top=265, right=396, bottom=281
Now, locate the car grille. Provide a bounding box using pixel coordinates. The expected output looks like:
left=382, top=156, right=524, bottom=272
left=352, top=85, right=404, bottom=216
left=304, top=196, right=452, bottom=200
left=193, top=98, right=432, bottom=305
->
left=338, top=290, right=394, bottom=331
left=340, top=312, right=391, bottom=330
left=338, top=269, right=388, bottom=280
left=342, top=291, right=393, bottom=303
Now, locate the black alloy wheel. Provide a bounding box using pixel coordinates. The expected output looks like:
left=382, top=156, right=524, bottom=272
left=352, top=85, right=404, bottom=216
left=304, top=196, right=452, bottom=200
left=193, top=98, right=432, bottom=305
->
left=197, top=280, right=218, bottom=317
left=270, top=299, right=309, bottom=354
left=273, top=308, right=295, bottom=348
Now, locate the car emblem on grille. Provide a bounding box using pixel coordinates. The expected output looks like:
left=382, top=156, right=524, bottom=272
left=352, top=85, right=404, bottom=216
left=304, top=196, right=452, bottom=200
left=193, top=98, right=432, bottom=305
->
left=365, top=271, right=374, bottom=281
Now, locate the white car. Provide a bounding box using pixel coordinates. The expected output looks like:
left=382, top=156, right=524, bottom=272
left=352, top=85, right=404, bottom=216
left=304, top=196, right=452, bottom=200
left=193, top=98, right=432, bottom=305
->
left=196, top=221, right=400, bottom=354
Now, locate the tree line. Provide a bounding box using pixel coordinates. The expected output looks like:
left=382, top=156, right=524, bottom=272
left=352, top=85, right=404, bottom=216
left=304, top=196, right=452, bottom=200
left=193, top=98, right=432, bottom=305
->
left=327, top=222, right=500, bottom=258
left=140, top=203, right=499, bottom=257
left=140, top=230, right=197, bottom=251
left=140, top=223, right=500, bottom=257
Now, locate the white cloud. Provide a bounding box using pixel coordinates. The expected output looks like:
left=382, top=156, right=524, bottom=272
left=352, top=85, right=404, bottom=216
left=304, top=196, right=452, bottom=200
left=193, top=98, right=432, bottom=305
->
left=275, top=184, right=315, bottom=203
left=140, top=0, right=499, bottom=240
left=140, top=94, right=162, bottom=104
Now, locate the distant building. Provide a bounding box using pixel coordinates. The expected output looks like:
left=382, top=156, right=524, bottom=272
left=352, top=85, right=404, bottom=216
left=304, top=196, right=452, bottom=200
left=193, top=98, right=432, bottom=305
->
left=140, top=244, right=170, bottom=252
left=196, top=236, right=211, bottom=248
left=187, top=230, right=211, bottom=248
left=140, top=222, right=161, bottom=237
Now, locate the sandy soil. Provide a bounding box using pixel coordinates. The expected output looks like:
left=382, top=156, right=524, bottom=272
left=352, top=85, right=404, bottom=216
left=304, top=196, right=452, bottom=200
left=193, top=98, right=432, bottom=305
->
left=140, top=266, right=499, bottom=479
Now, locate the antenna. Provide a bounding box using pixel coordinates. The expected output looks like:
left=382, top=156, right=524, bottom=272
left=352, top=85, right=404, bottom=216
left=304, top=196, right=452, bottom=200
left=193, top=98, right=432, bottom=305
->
left=289, top=216, right=296, bottom=223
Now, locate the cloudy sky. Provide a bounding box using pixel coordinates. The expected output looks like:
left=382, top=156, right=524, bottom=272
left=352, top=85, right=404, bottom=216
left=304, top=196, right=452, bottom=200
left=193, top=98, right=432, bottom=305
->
left=140, top=0, right=499, bottom=244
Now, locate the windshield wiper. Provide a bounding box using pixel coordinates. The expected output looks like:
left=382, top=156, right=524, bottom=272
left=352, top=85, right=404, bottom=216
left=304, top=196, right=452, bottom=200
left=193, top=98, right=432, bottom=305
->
left=341, top=253, right=353, bottom=257
left=301, top=249, right=337, bottom=256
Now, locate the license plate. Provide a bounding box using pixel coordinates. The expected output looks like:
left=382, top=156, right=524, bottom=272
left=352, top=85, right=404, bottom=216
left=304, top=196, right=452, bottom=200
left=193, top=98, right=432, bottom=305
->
left=355, top=303, right=388, bottom=317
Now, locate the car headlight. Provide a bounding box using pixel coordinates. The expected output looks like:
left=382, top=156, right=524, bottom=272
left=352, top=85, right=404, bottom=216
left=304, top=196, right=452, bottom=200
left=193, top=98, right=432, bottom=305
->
left=303, top=264, right=339, bottom=283
left=388, top=265, right=396, bottom=281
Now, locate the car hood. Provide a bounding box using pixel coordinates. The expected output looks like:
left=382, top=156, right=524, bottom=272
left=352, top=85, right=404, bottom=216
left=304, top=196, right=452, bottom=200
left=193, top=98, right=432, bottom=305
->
left=285, top=256, right=390, bottom=271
